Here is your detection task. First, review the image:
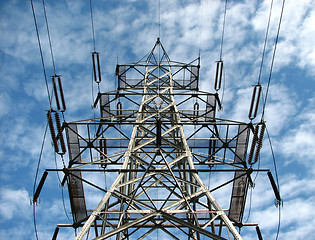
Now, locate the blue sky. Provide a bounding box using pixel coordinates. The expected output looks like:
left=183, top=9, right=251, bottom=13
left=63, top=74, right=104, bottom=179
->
left=1, top=0, right=315, bottom=239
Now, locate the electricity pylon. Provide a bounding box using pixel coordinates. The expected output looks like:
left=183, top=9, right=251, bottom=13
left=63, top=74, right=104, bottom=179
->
left=55, top=39, right=261, bottom=239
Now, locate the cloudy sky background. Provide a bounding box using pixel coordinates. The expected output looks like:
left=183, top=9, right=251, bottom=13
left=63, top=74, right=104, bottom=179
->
left=1, top=0, right=315, bottom=239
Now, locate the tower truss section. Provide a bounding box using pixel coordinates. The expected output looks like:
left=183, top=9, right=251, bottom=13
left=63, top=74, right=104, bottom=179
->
left=57, top=39, right=262, bottom=240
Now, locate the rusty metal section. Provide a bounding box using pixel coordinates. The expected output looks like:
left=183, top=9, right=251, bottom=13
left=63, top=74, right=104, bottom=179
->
left=229, top=124, right=250, bottom=222
left=66, top=123, right=87, bottom=223
left=68, top=170, right=87, bottom=223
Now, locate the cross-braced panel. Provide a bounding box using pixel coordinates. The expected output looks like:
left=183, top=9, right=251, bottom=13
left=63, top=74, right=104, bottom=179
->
left=59, top=39, right=259, bottom=240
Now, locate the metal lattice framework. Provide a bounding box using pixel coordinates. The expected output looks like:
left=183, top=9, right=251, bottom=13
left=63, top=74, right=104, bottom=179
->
left=49, top=39, right=268, bottom=240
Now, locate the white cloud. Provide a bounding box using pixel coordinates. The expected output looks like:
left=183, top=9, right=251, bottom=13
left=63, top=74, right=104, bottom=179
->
left=0, top=188, right=31, bottom=221
left=1, top=0, right=315, bottom=239
left=0, top=2, right=37, bottom=64
left=0, top=222, right=34, bottom=240
left=270, top=0, right=315, bottom=74
left=0, top=93, right=11, bottom=119
left=243, top=169, right=315, bottom=239
left=280, top=173, right=315, bottom=200
left=278, top=110, right=315, bottom=166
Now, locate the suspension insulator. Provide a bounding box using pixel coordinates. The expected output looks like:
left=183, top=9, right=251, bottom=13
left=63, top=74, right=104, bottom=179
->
left=47, top=111, right=59, bottom=153
left=117, top=101, right=122, bottom=116
left=156, top=118, right=162, bottom=147
left=193, top=102, right=199, bottom=117
left=208, top=136, right=216, bottom=160
left=267, top=171, right=281, bottom=203
left=52, top=227, right=60, bottom=240
left=248, top=124, right=259, bottom=165
left=33, top=171, right=48, bottom=203
left=100, top=138, right=107, bottom=161
left=55, top=112, right=66, bottom=155
left=214, top=61, right=223, bottom=91
left=248, top=84, right=262, bottom=120
left=92, top=52, right=102, bottom=84
left=52, top=75, right=66, bottom=112
left=255, top=226, right=263, bottom=240
left=52, top=76, right=60, bottom=110
left=253, top=122, right=266, bottom=164
left=57, top=76, right=66, bottom=111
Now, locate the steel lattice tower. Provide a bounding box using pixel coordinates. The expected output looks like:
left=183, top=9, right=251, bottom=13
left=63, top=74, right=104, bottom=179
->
left=41, top=39, right=274, bottom=239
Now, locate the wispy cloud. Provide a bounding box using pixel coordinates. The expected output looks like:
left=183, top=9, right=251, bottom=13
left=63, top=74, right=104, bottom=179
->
left=0, top=188, right=31, bottom=220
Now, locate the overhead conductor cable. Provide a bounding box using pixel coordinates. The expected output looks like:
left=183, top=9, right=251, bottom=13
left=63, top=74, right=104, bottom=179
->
left=90, top=0, right=102, bottom=86
left=214, top=0, right=227, bottom=92
left=30, top=0, right=52, bottom=108
left=248, top=0, right=273, bottom=122
left=254, top=0, right=286, bottom=239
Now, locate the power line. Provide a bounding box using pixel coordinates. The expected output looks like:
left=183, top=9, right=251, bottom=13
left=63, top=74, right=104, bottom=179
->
left=261, top=0, right=286, bottom=121
left=158, top=0, right=161, bottom=39
left=198, top=0, right=203, bottom=58
left=255, top=0, right=285, bottom=198
left=266, top=126, right=282, bottom=240
left=30, top=0, right=52, bottom=109
left=89, top=0, right=96, bottom=52
left=42, top=0, right=56, bottom=74
left=32, top=122, right=49, bottom=240
left=249, top=2, right=285, bottom=238
left=259, top=0, right=285, bottom=210
left=32, top=122, right=48, bottom=196
left=33, top=204, right=39, bottom=240
left=114, top=0, right=119, bottom=64
left=219, top=0, right=228, bottom=61
left=257, top=0, right=274, bottom=85
left=53, top=151, right=72, bottom=222
left=265, top=128, right=280, bottom=192
left=276, top=206, right=281, bottom=240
